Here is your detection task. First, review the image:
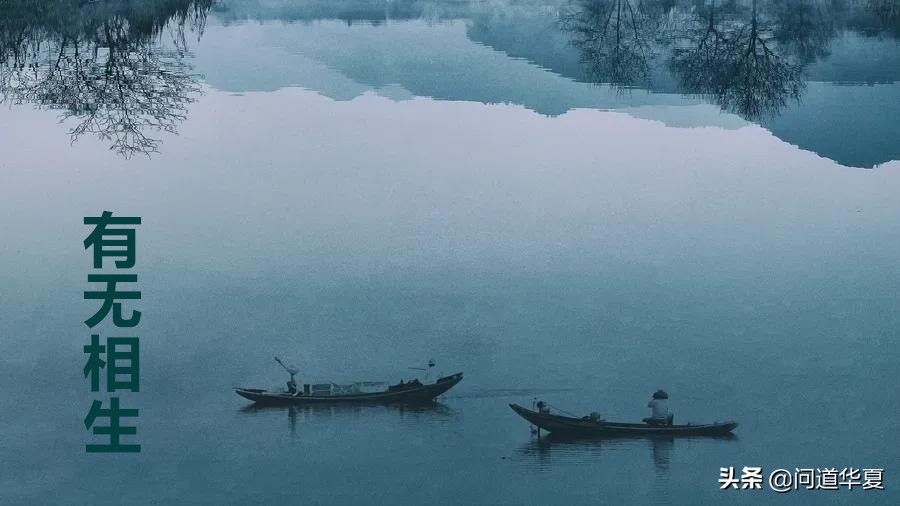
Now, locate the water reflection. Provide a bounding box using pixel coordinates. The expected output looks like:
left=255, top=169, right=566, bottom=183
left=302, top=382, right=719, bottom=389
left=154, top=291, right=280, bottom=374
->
left=559, top=0, right=860, bottom=119
left=3, top=0, right=898, bottom=166
left=669, top=0, right=809, bottom=120
left=239, top=402, right=457, bottom=437
left=860, top=0, right=900, bottom=36
left=560, top=0, right=667, bottom=89
left=518, top=433, right=737, bottom=475
left=0, top=0, right=212, bottom=157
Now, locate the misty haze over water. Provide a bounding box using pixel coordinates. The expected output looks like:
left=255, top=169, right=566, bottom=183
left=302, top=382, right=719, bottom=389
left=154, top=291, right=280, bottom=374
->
left=1, top=1, right=898, bottom=504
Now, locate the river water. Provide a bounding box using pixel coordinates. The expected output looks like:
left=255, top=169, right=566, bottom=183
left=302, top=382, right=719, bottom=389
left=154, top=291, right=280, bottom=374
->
left=1, top=1, right=898, bottom=504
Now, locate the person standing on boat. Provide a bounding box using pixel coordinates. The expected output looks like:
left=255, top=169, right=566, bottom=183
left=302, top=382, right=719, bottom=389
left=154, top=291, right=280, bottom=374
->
left=275, top=357, right=301, bottom=396
left=645, top=390, right=673, bottom=426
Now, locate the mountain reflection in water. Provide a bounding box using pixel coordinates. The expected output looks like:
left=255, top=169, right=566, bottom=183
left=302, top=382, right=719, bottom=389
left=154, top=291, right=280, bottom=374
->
left=1, top=0, right=898, bottom=165
left=558, top=0, right=896, bottom=121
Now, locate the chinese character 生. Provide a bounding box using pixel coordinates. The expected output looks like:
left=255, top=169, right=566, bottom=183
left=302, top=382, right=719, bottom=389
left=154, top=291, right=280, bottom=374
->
left=84, top=397, right=140, bottom=453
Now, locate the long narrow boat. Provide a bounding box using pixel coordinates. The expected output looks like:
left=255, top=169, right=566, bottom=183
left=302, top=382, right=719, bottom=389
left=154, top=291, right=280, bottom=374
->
left=509, top=403, right=738, bottom=436
left=235, top=372, right=463, bottom=405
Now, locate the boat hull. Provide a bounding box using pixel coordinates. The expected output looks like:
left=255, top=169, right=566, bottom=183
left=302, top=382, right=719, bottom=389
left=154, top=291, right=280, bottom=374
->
left=509, top=403, right=738, bottom=436
left=235, top=373, right=463, bottom=405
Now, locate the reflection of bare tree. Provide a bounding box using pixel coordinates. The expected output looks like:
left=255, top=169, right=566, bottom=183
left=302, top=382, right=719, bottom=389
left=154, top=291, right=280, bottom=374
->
left=868, top=0, right=900, bottom=19
left=558, top=0, right=845, bottom=120
left=670, top=0, right=808, bottom=120
left=561, top=0, right=672, bottom=89
left=0, top=0, right=212, bottom=157
left=772, top=0, right=835, bottom=65
left=865, top=0, right=900, bottom=36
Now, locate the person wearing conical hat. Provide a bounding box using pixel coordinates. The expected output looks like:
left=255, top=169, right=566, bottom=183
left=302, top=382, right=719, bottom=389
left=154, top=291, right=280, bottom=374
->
left=645, top=390, right=673, bottom=426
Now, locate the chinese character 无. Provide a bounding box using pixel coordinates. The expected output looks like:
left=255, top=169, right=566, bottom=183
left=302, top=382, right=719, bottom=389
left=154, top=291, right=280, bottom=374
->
left=84, top=397, right=140, bottom=453
left=83, top=335, right=140, bottom=392
left=84, top=211, right=141, bottom=269
left=84, top=274, right=141, bottom=328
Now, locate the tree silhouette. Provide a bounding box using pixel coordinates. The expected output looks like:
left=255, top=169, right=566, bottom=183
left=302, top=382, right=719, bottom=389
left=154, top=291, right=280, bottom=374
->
left=771, top=0, right=835, bottom=65
left=669, top=0, right=811, bottom=120
left=560, top=0, right=672, bottom=89
left=864, top=0, right=900, bottom=37
left=0, top=0, right=213, bottom=157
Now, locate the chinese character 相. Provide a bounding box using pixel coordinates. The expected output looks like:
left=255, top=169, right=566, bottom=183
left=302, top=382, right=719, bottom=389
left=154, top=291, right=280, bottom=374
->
left=84, top=334, right=140, bottom=392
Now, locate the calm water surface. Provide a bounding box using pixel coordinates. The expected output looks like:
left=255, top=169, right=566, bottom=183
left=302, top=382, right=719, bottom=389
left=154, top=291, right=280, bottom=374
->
left=1, top=1, right=898, bottom=504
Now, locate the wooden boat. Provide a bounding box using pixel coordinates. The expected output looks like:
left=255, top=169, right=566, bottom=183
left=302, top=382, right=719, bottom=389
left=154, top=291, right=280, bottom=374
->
left=509, top=403, right=738, bottom=436
left=235, top=372, right=463, bottom=405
